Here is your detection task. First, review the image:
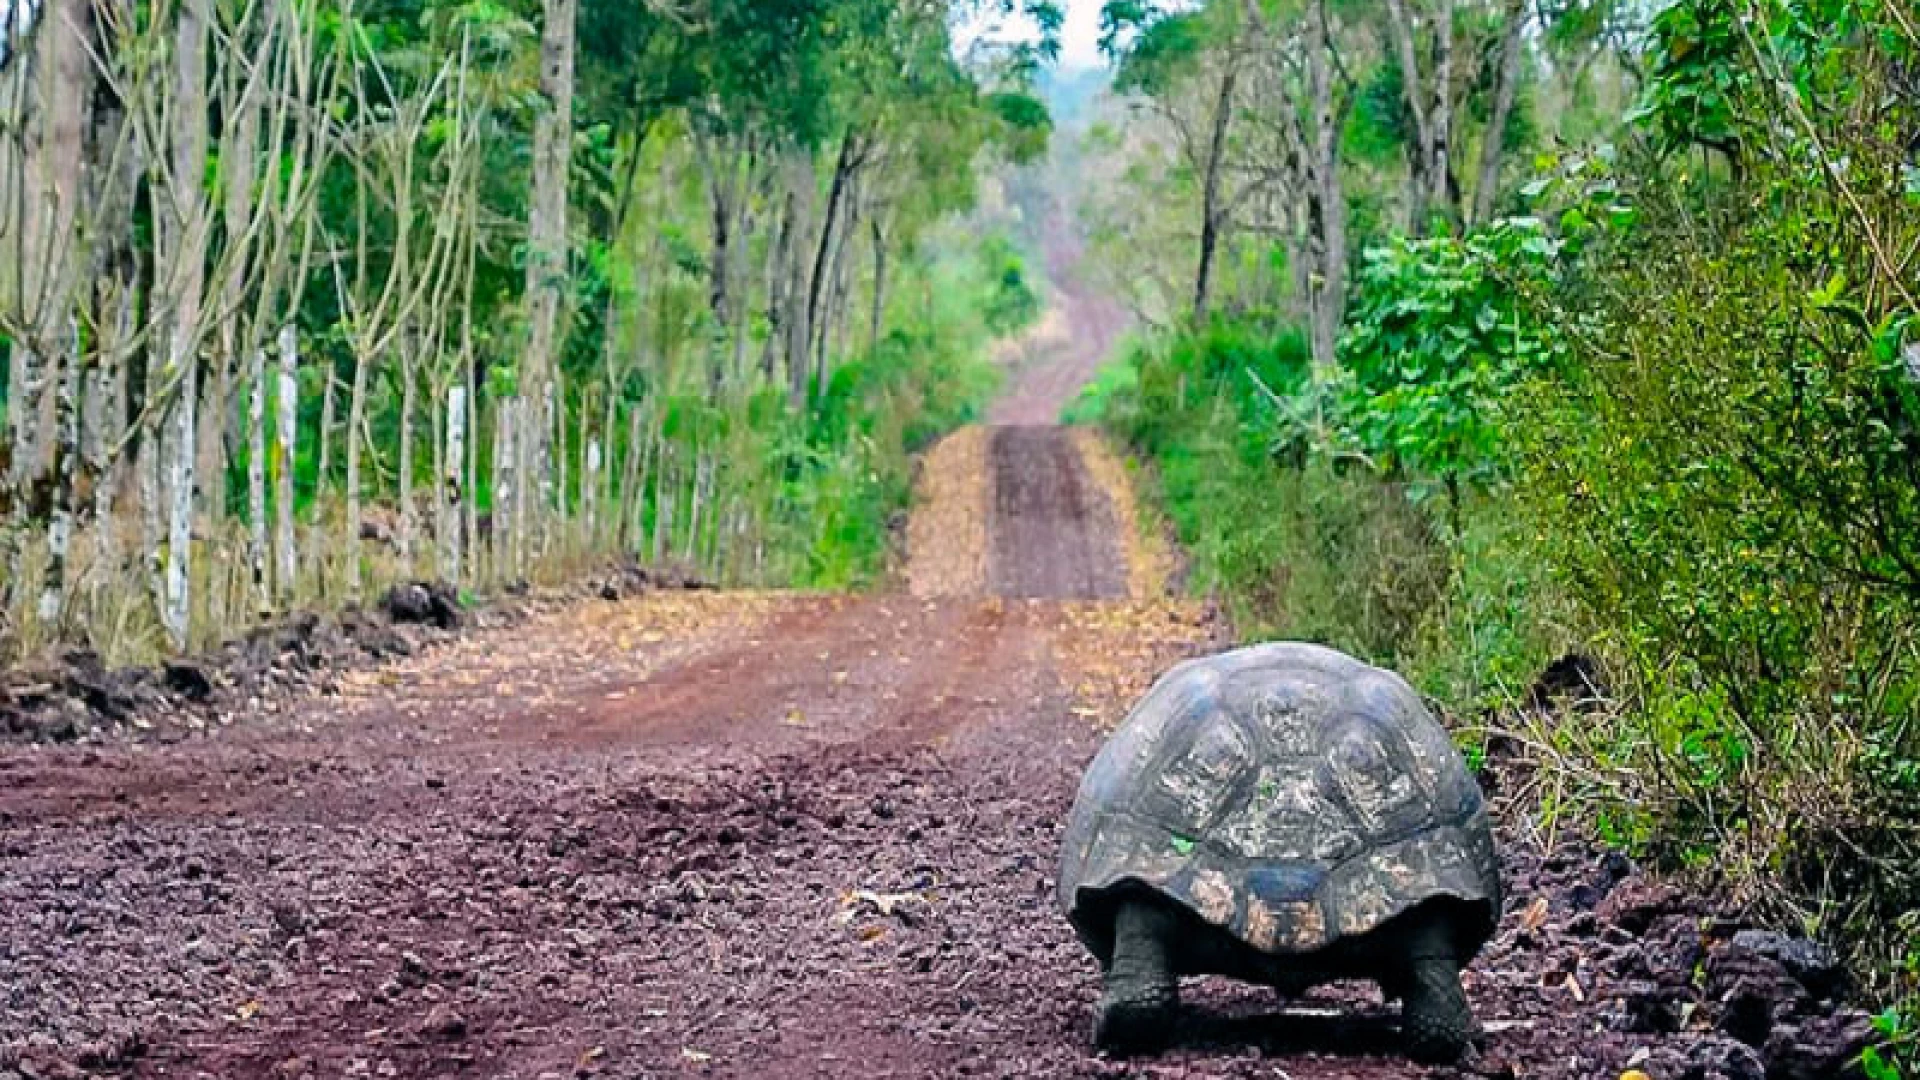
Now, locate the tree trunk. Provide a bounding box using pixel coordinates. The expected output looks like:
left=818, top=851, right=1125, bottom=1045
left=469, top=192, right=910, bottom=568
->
left=705, top=143, right=735, bottom=331
left=1471, top=0, right=1528, bottom=227
left=820, top=187, right=859, bottom=383
left=683, top=453, right=707, bottom=565
left=514, top=394, right=532, bottom=576
left=729, top=194, right=755, bottom=387
left=162, top=0, right=213, bottom=649
left=443, top=385, right=466, bottom=582
left=1194, top=64, right=1238, bottom=324
left=200, top=7, right=263, bottom=543
left=7, top=0, right=94, bottom=516
left=1431, top=0, right=1457, bottom=227
left=584, top=436, right=600, bottom=548
left=140, top=425, right=164, bottom=616
left=463, top=340, right=478, bottom=582
left=492, top=397, right=516, bottom=579
left=315, top=362, right=335, bottom=523
left=782, top=153, right=817, bottom=405
left=1384, top=0, right=1457, bottom=233
left=806, top=134, right=861, bottom=402
left=398, top=333, right=417, bottom=568
left=600, top=389, right=618, bottom=550
left=1306, top=0, right=1350, bottom=376
left=551, top=378, right=567, bottom=554
left=619, top=405, right=644, bottom=550
left=763, top=183, right=794, bottom=382
left=275, top=326, right=297, bottom=603
left=868, top=215, right=888, bottom=357
left=83, top=299, right=127, bottom=562
left=247, top=346, right=268, bottom=613
left=38, top=325, right=80, bottom=625
left=523, top=0, right=577, bottom=550
left=652, top=446, right=673, bottom=565
left=344, top=344, right=371, bottom=602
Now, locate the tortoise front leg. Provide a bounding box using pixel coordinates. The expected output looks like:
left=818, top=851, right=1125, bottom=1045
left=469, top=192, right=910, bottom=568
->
left=1398, top=913, right=1476, bottom=1065
left=1093, top=899, right=1180, bottom=1053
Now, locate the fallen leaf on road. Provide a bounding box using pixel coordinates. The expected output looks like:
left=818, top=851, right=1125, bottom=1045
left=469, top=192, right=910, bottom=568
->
left=835, top=888, right=924, bottom=924
left=1521, top=896, right=1550, bottom=931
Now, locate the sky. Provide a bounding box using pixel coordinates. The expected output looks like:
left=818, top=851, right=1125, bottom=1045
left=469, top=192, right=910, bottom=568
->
left=1057, top=0, right=1108, bottom=70
left=959, top=0, right=1111, bottom=72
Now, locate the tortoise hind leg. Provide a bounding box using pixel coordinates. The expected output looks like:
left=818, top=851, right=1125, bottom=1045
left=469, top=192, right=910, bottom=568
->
left=1093, top=900, right=1180, bottom=1053
left=1397, top=912, right=1476, bottom=1065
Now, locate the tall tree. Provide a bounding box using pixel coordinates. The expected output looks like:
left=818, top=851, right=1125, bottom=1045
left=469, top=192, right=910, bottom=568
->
left=159, top=0, right=213, bottom=648
left=1384, top=0, right=1459, bottom=234
left=524, top=0, right=577, bottom=536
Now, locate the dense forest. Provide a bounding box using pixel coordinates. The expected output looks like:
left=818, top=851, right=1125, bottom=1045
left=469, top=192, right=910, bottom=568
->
left=1073, top=0, right=1920, bottom=1024
left=0, top=0, right=1055, bottom=661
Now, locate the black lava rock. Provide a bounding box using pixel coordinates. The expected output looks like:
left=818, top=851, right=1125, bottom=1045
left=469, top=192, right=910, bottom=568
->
left=1729, top=930, right=1845, bottom=1000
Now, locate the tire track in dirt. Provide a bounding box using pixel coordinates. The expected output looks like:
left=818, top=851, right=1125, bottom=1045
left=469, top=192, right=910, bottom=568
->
left=987, top=427, right=1127, bottom=602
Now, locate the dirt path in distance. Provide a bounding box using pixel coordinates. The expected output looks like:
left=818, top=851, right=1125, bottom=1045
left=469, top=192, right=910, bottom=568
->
left=989, top=210, right=1130, bottom=428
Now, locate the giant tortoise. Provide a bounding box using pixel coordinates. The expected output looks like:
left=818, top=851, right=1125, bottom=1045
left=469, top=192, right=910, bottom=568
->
left=1057, top=643, right=1501, bottom=1063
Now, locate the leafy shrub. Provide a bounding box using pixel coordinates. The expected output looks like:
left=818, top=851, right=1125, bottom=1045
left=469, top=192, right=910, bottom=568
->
left=1060, top=359, right=1137, bottom=426
left=1334, top=220, right=1564, bottom=512
left=1514, top=172, right=1920, bottom=941
left=979, top=237, right=1042, bottom=336
left=1098, top=319, right=1457, bottom=666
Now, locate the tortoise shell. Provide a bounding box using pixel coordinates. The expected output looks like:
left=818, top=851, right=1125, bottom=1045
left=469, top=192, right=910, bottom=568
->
left=1058, top=643, right=1500, bottom=964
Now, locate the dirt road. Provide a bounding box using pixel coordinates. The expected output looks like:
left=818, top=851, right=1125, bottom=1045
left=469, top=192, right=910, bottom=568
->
left=0, top=426, right=1208, bottom=1080
left=0, top=247, right=1870, bottom=1080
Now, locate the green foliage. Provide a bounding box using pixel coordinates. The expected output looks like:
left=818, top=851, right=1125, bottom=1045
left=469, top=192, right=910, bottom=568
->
left=750, top=231, right=1010, bottom=588
left=1095, top=320, right=1465, bottom=664
left=1077, top=0, right=1920, bottom=1016
left=1109, top=10, right=1207, bottom=95
left=979, top=238, right=1043, bottom=335
left=986, top=91, right=1054, bottom=164
left=1864, top=952, right=1920, bottom=1078
left=1060, top=360, right=1138, bottom=426
left=1631, top=0, right=1752, bottom=157
left=1335, top=221, right=1564, bottom=500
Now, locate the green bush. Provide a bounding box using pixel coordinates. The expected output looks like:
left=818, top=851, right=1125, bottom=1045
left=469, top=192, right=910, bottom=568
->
left=1333, top=220, right=1564, bottom=515
left=1097, top=318, right=1464, bottom=667
left=1060, top=359, right=1137, bottom=426
left=1514, top=175, right=1920, bottom=940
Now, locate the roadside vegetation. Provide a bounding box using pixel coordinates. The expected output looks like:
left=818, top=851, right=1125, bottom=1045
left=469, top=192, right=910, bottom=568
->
left=0, top=0, right=1053, bottom=666
left=1073, top=0, right=1920, bottom=1037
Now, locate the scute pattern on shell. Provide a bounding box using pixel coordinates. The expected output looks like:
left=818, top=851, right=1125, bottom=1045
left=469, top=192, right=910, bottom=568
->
left=1058, top=643, right=1501, bottom=958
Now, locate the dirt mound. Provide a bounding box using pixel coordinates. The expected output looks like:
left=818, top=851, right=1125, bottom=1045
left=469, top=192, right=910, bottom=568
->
left=0, top=562, right=714, bottom=746
left=380, top=581, right=463, bottom=629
